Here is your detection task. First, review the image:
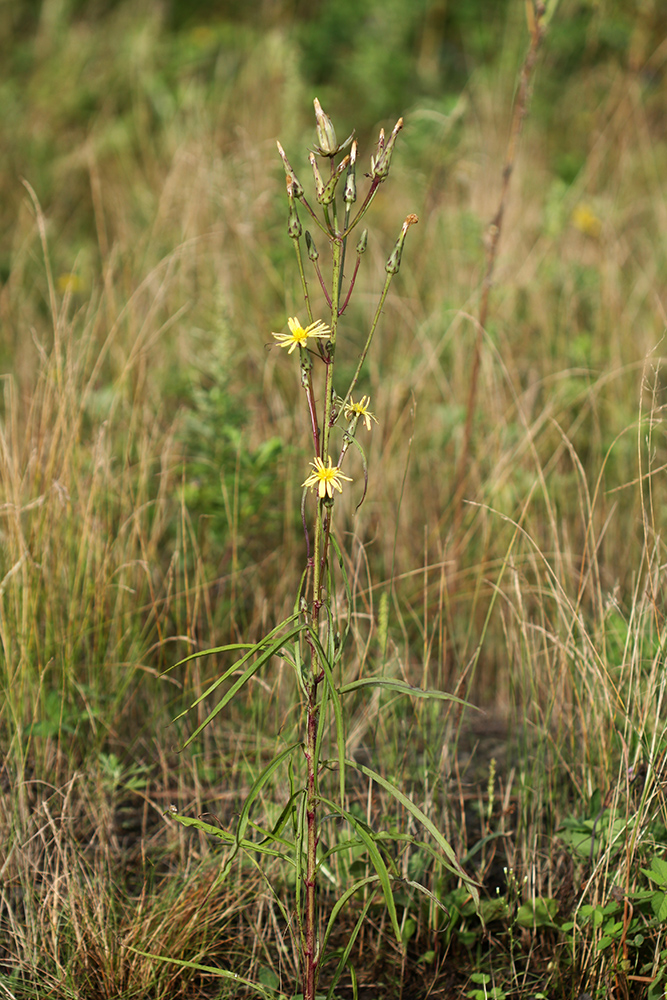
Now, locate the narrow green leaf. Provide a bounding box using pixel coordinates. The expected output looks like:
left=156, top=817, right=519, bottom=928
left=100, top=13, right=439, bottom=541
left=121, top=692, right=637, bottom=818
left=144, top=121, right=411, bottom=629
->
left=329, top=533, right=353, bottom=655
left=342, top=432, right=368, bottom=509
left=401, top=878, right=450, bottom=918
left=320, top=874, right=379, bottom=957
left=211, top=742, right=301, bottom=887
left=345, top=759, right=480, bottom=909
left=319, top=795, right=402, bottom=945
left=236, top=743, right=301, bottom=847
left=254, top=789, right=304, bottom=850
left=308, top=629, right=346, bottom=807
left=165, top=613, right=299, bottom=673
left=325, top=887, right=377, bottom=1000
left=178, top=625, right=304, bottom=749
left=169, top=813, right=293, bottom=861
left=125, top=947, right=283, bottom=999
left=340, top=677, right=474, bottom=706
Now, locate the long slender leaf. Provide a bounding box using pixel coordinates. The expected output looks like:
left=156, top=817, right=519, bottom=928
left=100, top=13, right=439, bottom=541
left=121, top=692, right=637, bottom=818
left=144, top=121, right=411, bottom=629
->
left=324, top=883, right=378, bottom=1000
left=309, top=629, right=346, bottom=807
left=125, top=947, right=284, bottom=1000
left=318, top=795, right=402, bottom=946
left=210, top=742, right=301, bottom=888
left=253, top=789, right=304, bottom=849
left=343, top=432, right=369, bottom=510
left=340, top=677, right=475, bottom=705
left=165, top=612, right=300, bottom=673
left=344, top=759, right=481, bottom=909
left=178, top=625, right=305, bottom=749
left=401, top=877, right=450, bottom=917
left=170, top=812, right=294, bottom=861
left=170, top=616, right=302, bottom=730
left=236, top=743, right=302, bottom=847
left=329, top=533, right=352, bottom=658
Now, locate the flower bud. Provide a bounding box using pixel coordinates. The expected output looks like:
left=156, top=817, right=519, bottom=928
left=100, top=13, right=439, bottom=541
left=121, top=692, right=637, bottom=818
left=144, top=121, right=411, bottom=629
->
left=305, top=231, right=319, bottom=262
left=319, top=154, right=350, bottom=206
left=287, top=195, right=302, bottom=239
left=309, top=152, right=325, bottom=201
left=371, top=118, right=403, bottom=181
left=276, top=140, right=304, bottom=198
left=385, top=214, right=418, bottom=274
left=313, top=98, right=338, bottom=157
left=343, top=140, right=358, bottom=204
left=356, top=229, right=368, bottom=255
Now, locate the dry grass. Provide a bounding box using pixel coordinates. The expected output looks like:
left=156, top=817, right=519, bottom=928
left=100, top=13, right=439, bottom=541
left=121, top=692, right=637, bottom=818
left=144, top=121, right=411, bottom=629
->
left=1, top=4, right=667, bottom=997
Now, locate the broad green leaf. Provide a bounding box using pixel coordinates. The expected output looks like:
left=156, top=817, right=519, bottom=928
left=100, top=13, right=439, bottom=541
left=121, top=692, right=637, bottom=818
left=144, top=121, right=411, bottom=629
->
left=516, top=897, right=558, bottom=928
left=651, top=857, right=667, bottom=886
left=651, top=891, right=667, bottom=922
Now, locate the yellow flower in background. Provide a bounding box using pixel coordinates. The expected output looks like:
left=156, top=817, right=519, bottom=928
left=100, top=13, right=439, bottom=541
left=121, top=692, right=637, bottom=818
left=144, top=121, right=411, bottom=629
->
left=302, top=456, right=352, bottom=499
left=57, top=273, right=83, bottom=294
left=571, top=203, right=602, bottom=239
left=344, top=395, right=377, bottom=432
left=272, top=316, right=331, bottom=354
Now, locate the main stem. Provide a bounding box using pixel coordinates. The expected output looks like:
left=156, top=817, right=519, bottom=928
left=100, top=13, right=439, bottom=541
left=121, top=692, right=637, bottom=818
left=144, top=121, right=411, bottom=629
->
left=303, top=230, right=343, bottom=1000
left=304, top=682, right=319, bottom=1000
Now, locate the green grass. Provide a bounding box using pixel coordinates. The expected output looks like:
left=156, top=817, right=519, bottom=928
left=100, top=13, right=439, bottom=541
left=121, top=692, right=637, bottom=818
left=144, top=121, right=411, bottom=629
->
left=2, top=2, right=667, bottom=998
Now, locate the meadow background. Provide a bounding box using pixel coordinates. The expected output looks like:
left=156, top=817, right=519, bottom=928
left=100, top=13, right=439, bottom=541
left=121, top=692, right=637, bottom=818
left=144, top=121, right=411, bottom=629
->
left=2, top=0, right=667, bottom=997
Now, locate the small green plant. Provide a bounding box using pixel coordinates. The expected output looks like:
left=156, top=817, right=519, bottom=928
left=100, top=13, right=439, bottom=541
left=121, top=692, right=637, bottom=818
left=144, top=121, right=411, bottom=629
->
left=159, top=99, right=479, bottom=1000
left=466, top=972, right=506, bottom=1000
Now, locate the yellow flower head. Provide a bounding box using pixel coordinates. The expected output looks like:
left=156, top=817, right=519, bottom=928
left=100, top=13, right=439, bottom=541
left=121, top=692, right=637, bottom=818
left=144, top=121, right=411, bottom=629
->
left=272, top=316, right=331, bottom=354
left=571, top=203, right=602, bottom=239
left=302, top=456, right=352, bottom=499
left=344, top=395, right=377, bottom=432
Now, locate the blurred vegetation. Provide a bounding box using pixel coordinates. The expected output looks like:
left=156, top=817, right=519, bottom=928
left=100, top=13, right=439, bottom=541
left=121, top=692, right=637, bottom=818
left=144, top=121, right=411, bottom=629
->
left=2, top=1, right=667, bottom=996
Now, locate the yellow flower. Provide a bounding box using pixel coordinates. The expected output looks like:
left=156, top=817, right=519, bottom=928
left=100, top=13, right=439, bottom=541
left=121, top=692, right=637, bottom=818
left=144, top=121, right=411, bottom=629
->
left=57, top=272, right=83, bottom=294
left=302, top=456, right=352, bottom=499
left=344, top=395, right=377, bottom=432
left=571, top=203, right=602, bottom=239
left=272, top=316, right=331, bottom=354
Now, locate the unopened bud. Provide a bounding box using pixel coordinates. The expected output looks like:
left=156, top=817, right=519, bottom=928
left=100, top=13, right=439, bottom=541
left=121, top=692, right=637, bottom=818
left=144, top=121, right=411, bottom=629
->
left=372, top=129, right=385, bottom=165
left=356, top=229, right=368, bottom=255
left=314, top=98, right=338, bottom=156
left=287, top=196, right=302, bottom=239
left=385, top=214, right=418, bottom=274
left=276, top=140, right=304, bottom=198
left=319, top=154, right=350, bottom=206
left=371, top=118, right=403, bottom=181
left=305, top=231, right=319, bottom=262
left=309, top=152, right=325, bottom=201
left=344, top=141, right=358, bottom=204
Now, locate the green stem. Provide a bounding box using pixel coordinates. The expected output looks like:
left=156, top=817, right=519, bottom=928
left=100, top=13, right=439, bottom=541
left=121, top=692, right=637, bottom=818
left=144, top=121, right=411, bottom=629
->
left=343, top=177, right=381, bottom=236
left=342, top=268, right=393, bottom=412
left=321, top=238, right=342, bottom=461
left=304, top=687, right=319, bottom=1000
left=292, top=231, right=321, bottom=455
left=312, top=499, right=323, bottom=604
left=293, top=234, right=314, bottom=324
